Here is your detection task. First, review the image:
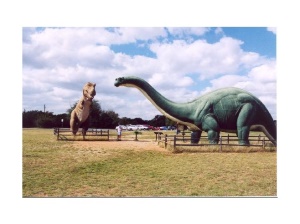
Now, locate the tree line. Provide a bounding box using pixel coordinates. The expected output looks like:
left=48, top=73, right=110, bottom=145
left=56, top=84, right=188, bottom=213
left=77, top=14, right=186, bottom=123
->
left=22, top=100, right=174, bottom=129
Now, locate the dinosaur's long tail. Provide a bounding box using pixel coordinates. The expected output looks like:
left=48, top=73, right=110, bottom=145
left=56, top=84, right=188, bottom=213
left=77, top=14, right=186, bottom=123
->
left=251, top=97, right=277, bottom=146
left=250, top=124, right=276, bottom=146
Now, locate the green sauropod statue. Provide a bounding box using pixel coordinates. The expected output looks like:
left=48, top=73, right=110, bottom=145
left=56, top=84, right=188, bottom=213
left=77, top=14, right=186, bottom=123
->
left=114, top=76, right=276, bottom=146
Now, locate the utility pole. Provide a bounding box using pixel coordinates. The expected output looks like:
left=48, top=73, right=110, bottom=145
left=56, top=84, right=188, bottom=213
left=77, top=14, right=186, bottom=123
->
left=44, top=104, right=46, bottom=113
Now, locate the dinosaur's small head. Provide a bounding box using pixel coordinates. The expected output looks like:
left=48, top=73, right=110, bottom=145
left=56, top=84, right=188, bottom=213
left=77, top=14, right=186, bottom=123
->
left=114, top=77, right=125, bottom=87
left=83, top=82, right=96, bottom=100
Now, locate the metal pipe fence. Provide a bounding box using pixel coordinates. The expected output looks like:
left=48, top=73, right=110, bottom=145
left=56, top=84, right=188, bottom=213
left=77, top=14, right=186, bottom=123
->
left=53, top=128, right=110, bottom=141
left=157, top=133, right=275, bottom=152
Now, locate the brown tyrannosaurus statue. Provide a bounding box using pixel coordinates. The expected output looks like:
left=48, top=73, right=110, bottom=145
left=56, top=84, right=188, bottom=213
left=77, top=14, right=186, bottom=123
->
left=70, top=82, right=96, bottom=140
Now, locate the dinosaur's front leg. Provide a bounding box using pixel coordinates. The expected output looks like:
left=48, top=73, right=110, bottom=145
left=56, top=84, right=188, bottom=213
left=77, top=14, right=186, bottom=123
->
left=207, top=130, right=220, bottom=144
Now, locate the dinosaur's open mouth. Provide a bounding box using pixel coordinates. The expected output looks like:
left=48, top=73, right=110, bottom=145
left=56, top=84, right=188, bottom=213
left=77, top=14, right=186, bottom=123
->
left=86, top=96, right=94, bottom=100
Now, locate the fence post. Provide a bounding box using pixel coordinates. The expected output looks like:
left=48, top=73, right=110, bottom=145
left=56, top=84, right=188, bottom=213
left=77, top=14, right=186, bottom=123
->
left=108, top=130, right=109, bottom=141
left=165, top=134, right=168, bottom=148
left=227, top=134, right=229, bottom=144
left=57, top=128, right=59, bottom=140
left=174, top=135, right=176, bottom=150
left=219, top=135, right=222, bottom=152
left=263, top=137, right=265, bottom=149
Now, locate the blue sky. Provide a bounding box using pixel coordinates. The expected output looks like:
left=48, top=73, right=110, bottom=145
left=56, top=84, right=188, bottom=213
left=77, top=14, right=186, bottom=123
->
left=111, top=27, right=276, bottom=58
left=22, top=27, right=276, bottom=120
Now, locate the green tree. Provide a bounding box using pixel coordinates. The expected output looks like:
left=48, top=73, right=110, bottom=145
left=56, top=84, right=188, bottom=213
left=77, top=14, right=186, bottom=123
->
left=105, top=110, right=119, bottom=127
left=149, top=115, right=165, bottom=127
left=54, top=113, right=70, bottom=128
left=36, top=111, right=55, bottom=128
left=119, top=117, right=131, bottom=125
left=22, top=110, right=42, bottom=127
left=98, top=112, right=114, bottom=128
left=23, top=110, right=59, bottom=128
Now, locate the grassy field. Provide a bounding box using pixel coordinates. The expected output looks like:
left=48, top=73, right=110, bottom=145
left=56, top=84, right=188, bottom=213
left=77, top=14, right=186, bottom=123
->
left=23, top=128, right=277, bottom=197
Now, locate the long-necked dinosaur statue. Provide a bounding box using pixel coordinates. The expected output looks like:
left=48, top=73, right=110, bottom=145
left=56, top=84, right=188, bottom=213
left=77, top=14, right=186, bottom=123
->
left=114, top=76, right=276, bottom=146
left=70, top=82, right=96, bottom=140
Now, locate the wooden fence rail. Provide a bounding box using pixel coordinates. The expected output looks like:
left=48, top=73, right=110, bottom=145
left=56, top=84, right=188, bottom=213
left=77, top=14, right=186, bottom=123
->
left=53, top=128, right=109, bottom=141
left=157, top=133, right=274, bottom=151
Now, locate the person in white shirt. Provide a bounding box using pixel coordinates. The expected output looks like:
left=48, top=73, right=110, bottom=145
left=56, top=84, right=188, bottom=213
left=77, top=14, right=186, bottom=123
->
left=117, top=125, right=122, bottom=141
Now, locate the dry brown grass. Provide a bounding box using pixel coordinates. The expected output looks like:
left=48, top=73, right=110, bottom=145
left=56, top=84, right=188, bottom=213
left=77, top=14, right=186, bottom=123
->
left=23, top=128, right=277, bottom=197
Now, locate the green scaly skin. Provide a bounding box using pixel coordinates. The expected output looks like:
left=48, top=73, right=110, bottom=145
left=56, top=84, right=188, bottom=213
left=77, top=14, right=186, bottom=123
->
left=114, top=76, right=276, bottom=146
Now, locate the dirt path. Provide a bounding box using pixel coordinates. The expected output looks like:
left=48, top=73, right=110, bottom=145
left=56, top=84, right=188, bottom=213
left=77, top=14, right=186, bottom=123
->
left=72, top=139, right=166, bottom=152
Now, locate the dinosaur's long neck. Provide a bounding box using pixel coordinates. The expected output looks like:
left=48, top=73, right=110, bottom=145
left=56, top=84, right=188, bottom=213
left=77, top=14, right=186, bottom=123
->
left=122, top=77, right=200, bottom=130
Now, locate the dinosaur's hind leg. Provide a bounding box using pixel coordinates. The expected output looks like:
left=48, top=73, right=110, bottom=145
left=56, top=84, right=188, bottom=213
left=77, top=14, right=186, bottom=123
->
left=70, top=111, right=79, bottom=136
left=237, top=103, right=255, bottom=145
left=201, top=114, right=220, bottom=144
left=81, top=119, right=90, bottom=140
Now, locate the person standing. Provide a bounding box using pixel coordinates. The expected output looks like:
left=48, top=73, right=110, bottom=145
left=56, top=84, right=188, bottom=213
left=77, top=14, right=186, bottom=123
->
left=117, top=125, right=122, bottom=141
